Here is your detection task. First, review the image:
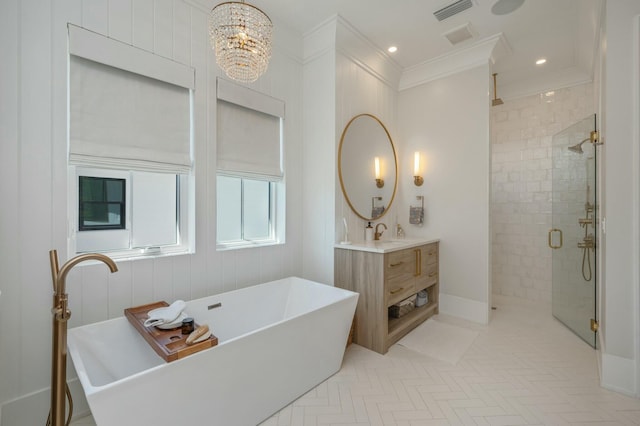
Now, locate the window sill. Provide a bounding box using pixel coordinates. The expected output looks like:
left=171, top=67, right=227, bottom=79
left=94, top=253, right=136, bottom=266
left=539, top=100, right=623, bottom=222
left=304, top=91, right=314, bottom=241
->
left=216, top=240, right=283, bottom=251
left=74, top=247, right=193, bottom=263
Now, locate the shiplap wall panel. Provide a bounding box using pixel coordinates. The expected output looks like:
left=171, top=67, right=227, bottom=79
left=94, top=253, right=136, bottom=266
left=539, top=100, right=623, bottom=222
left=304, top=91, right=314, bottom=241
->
left=0, top=0, right=21, bottom=404
left=66, top=269, right=84, bottom=329
left=81, top=0, right=108, bottom=35
left=80, top=264, right=110, bottom=325
left=108, top=260, right=133, bottom=318
left=132, top=0, right=155, bottom=51
left=173, top=2, right=191, bottom=66
left=153, top=0, right=173, bottom=58
left=131, top=259, right=154, bottom=305
left=19, top=0, right=55, bottom=393
left=152, top=257, right=174, bottom=302
left=188, top=9, right=210, bottom=301
left=108, top=0, right=133, bottom=43
left=172, top=254, right=192, bottom=301
left=235, top=248, right=261, bottom=289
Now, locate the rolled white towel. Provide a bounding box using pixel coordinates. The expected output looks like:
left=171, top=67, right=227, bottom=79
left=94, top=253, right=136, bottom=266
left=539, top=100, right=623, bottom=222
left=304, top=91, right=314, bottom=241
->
left=144, top=300, right=186, bottom=327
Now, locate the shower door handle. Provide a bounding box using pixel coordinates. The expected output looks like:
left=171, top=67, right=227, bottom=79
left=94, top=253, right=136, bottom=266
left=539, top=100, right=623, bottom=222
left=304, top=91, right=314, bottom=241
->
left=548, top=228, right=563, bottom=249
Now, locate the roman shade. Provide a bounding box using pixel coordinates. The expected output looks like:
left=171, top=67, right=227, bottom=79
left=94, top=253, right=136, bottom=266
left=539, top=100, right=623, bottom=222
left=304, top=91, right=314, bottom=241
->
left=216, top=78, right=284, bottom=180
left=68, top=25, right=194, bottom=173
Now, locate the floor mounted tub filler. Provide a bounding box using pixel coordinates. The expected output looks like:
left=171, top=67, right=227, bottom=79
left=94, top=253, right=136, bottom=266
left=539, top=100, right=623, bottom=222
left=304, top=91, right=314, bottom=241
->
left=67, top=277, right=358, bottom=426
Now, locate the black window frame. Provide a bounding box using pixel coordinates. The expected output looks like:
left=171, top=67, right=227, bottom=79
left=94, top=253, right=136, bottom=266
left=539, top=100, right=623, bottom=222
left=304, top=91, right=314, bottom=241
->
left=78, top=176, right=126, bottom=231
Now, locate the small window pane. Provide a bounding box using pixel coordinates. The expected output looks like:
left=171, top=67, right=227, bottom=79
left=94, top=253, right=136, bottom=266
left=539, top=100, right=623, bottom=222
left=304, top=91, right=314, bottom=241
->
left=243, top=180, right=271, bottom=240
left=217, top=175, right=242, bottom=242
left=79, top=176, right=125, bottom=231
left=131, top=172, right=178, bottom=248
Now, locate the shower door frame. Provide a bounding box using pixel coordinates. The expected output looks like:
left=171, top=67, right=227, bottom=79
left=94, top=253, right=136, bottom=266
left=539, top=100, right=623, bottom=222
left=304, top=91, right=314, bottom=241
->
left=550, top=114, right=598, bottom=348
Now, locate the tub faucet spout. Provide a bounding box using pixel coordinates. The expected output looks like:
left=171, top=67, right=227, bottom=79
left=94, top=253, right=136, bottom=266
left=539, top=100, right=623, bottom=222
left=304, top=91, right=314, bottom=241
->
left=48, top=249, right=117, bottom=426
left=374, top=223, right=387, bottom=241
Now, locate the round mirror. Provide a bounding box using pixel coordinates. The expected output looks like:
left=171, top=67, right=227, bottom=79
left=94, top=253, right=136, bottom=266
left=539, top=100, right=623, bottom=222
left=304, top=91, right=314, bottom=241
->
left=338, top=114, right=398, bottom=221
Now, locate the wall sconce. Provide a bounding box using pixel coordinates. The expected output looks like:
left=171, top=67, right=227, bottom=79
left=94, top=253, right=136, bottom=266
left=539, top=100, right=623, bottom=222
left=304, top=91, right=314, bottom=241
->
left=413, top=152, right=424, bottom=186
left=374, top=157, right=384, bottom=188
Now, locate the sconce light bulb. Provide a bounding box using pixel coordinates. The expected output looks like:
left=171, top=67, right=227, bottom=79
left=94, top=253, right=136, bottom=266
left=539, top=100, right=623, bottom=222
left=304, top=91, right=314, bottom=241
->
left=374, top=157, right=381, bottom=180
left=413, top=152, right=423, bottom=186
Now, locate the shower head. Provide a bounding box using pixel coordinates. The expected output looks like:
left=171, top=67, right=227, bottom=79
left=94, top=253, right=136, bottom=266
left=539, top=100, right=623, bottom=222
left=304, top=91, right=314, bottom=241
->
left=568, top=137, right=590, bottom=154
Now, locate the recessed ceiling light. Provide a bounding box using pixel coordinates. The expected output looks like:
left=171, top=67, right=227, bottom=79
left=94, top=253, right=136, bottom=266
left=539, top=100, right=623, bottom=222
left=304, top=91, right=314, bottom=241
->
left=388, top=46, right=398, bottom=53
left=536, top=58, right=547, bottom=65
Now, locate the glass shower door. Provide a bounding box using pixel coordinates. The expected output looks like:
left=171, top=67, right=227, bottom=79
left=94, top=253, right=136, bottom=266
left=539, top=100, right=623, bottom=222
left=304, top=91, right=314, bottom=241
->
left=550, top=114, right=597, bottom=348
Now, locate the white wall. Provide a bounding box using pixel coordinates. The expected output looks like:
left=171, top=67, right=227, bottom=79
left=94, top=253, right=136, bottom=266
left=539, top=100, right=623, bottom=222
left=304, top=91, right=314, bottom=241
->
left=0, top=1, right=304, bottom=424
left=599, top=0, right=640, bottom=397
left=397, top=65, right=492, bottom=324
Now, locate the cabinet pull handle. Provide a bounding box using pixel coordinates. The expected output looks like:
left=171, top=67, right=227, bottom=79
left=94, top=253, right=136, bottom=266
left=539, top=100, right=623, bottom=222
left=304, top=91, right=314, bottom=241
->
left=389, top=287, right=404, bottom=295
left=415, top=249, right=421, bottom=276
left=428, top=251, right=435, bottom=256
left=389, top=261, right=403, bottom=267
left=428, top=272, right=437, bottom=278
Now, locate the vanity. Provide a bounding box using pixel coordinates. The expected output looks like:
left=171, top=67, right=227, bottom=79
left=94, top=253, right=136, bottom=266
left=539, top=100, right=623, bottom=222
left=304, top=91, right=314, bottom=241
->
left=335, top=113, right=439, bottom=354
left=335, top=239, right=439, bottom=354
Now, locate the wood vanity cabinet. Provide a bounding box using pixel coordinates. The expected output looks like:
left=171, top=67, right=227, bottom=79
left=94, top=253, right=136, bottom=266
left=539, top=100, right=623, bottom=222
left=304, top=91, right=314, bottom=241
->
left=335, top=241, right=439, bottom=354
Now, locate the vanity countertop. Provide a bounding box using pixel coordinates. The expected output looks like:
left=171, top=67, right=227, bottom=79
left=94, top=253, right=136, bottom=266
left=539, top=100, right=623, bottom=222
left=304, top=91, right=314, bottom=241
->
left=334, top=238, right=440, bottom=254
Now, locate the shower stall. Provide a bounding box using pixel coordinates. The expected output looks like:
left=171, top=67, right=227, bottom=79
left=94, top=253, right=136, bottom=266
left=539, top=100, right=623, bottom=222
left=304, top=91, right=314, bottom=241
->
left=549, top=114, right=598, bottom=348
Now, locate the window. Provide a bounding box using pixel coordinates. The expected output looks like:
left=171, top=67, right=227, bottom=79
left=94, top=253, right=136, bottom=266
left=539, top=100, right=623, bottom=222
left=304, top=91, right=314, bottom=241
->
left=78, top=176, right=126, bottom=231
left=67, top=25, right=194, bottom=258
left=217, top=176, right=276, bottom=245
left=215, top=78, right=285, bottom=249
left=73, top=168, right=188, bottom=256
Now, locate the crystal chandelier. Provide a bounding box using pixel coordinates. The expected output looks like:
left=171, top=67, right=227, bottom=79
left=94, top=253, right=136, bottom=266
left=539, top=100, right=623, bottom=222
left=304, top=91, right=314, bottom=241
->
left=209, top=1, right=273, bottom=83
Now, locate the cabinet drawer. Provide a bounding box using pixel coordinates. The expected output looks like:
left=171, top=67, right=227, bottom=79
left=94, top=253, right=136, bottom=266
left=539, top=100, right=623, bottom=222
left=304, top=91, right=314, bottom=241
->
left=416, top=262, right=438, bottom=290
left=385, top=278, right=415, bottom=306
left=385, top=249, right=416, bottom=279
left=423, top=243, right=438, bottom=265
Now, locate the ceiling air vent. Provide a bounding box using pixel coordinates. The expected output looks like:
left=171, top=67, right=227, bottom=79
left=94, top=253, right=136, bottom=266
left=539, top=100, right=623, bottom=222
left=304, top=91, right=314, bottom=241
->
left=443, top=22, right=475, bottom=45
left=433, top=0, right=473, bottom=21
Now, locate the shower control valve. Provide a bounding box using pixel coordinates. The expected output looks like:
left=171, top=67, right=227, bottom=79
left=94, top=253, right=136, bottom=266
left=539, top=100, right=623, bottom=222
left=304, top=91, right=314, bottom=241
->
left=578, top=217, right=594, bottom=227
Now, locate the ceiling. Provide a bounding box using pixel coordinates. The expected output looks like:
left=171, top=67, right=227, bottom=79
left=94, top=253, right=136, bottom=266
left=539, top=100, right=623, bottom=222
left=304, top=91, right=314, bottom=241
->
left=206, top=0, right=602, bottom=98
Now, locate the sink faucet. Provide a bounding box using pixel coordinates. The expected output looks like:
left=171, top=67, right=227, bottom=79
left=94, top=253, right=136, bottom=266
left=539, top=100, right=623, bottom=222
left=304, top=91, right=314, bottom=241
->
left=374, top=223, right=387, bottom=240
left=48, top=249, right=117, bottom=426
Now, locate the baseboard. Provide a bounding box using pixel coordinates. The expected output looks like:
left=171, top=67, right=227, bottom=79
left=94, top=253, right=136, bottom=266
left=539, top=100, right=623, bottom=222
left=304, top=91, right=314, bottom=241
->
left=600, top=351, right=638, bottom=398
left=439, top=293, right=489, bottom=325
left=0, top=378, right=89, bottom=426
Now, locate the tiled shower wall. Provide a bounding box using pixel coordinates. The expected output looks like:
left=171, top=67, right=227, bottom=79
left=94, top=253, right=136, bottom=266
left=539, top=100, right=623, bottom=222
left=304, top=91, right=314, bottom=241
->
left=491, top=83, right=594, bottom=302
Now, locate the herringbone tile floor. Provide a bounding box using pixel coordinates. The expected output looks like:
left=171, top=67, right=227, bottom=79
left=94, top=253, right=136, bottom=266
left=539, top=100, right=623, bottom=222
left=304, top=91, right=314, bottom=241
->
left=72, top=295, right=640, bottom=425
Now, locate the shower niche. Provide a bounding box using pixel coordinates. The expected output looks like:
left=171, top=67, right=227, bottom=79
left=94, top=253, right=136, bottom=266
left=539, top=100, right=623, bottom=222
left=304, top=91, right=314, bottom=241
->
left=549, top=114, right=598, bottom=348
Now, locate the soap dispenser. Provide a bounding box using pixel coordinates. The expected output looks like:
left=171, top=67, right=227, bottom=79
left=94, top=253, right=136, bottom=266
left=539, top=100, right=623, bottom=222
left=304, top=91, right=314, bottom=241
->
left=365, top=222, right=374, bottom=241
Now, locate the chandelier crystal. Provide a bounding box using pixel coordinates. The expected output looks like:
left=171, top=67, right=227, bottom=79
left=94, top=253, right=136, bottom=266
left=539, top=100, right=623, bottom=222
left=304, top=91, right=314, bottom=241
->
left=209, top=1, right=273, bottom=83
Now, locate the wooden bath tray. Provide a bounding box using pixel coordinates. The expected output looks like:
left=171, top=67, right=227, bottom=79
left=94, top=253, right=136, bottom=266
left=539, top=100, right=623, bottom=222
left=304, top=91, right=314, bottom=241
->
left=124, top=301, right=218, bottom=362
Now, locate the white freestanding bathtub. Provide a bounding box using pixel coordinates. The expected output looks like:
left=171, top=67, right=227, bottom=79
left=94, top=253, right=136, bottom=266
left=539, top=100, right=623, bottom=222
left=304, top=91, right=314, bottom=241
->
left=67, top=277, right=358, bottom=426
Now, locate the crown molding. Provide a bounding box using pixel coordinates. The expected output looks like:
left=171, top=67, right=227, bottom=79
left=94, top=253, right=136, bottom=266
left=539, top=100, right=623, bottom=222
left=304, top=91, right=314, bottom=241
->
left=399, top=33, right=511, bottom=91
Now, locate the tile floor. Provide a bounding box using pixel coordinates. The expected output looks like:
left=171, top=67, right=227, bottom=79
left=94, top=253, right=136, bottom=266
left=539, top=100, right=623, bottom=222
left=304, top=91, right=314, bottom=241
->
left=71, top=295, right=640, bottom=425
